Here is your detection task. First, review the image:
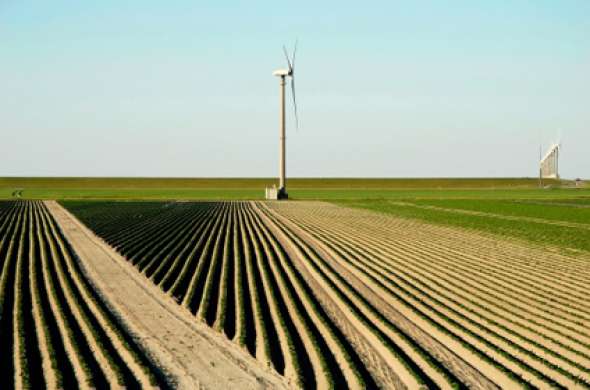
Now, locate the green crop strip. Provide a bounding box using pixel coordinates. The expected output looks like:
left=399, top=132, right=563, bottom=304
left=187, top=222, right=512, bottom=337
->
left=410, top=198, right=590, bottom=225
left=337, top=199, right=590, bottom=254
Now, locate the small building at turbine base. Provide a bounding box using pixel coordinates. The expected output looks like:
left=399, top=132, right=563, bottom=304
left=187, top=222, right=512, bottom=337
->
left=265, top=186, right=288, bottom=200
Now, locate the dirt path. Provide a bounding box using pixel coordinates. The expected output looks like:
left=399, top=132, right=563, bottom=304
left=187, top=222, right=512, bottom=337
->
left=46, top=201, right=289, bottom=390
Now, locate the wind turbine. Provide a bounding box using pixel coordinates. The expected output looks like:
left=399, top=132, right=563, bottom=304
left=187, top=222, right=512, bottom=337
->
left=270, top=41, right=298, bottom=200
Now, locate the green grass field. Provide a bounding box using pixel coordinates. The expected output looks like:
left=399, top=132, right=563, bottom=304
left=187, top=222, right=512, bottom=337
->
left=3, top=176, right=589, bottom=253
left=0, top=176, right=576, bottom=200
left=409, top=198, right=590, bottom=225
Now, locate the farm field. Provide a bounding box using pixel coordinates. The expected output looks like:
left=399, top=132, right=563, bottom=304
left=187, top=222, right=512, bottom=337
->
left=341, top=197, right=590, bottom=253
left=46, top=201, right=289, bottom=389
left=4, top=2, right=586, bottom=390
left=1, top=176, right=580, bottom=200
left=63, top=200, right=381, bottom=389
left=62, top=199, right=590, bottom=389
left=0, top=200, right=169, bottom=389
left=405, top=199, right=590, bottom=225
left=266, top=201, right=590, bottom=389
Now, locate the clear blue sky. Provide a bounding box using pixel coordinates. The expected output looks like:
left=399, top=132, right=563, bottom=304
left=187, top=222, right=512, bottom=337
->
left=1, top=1, right=588, bottom=178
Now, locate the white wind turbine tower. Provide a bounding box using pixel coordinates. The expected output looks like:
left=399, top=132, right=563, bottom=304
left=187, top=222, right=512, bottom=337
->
left=266, top=42, right=298, bottom=200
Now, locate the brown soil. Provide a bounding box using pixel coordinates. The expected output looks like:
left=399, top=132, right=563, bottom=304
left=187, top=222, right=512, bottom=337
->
left=46, top=201, right=289, bottom=390
left=264, top=201, right=590, bottom=389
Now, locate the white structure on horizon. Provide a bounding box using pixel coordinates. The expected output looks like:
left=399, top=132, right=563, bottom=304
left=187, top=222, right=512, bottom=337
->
left=540, top=143, right=560, bottom=179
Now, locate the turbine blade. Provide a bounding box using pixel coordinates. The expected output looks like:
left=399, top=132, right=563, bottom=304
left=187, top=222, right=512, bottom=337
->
left=283, top=45, right=293, bottom=72
left=291, top=39, right=298, bottom=72
left=291, top=78, right=299, bottom=131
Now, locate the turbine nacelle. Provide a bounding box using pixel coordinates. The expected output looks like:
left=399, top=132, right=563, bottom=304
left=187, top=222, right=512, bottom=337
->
left=273, top=68, right=292, bottom=77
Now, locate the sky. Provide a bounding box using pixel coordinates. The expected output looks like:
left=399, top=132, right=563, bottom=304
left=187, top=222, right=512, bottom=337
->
left=1, top=1, right=588, bottom=178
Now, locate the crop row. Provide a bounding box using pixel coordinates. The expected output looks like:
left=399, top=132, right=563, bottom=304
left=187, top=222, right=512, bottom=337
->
left=66, top=201, right=384, bottom=388
left=265, top=201, right=590, bottom=389
left=66, top=200, right=500, bottom=388
left=71, top=199, right=587, bottom=389
left=0, top=200, right=168, bottom=389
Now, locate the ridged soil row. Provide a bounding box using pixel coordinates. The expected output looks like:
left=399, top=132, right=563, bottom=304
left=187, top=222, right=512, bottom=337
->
left=311, top=210, right=590, bottom=342
left=308, top=202, right=590, bottom=284
left=140, top=205, right=214, bottom=277
left=149, top=205, right=220, bottom=285
left=32, top=201, right=85, bottom=389
left=107, top=203, right=194, bottom=255
left=385, top=226, right=590, bottom=316
left=100, top=203, right=198, bottom=248
left=99, top=203, right=179, bottom=239
left=269, top=202, right=590, bottom=388
left=280, top=203, right=590, bottom=333
left=105, top=208, right=182, bottom=250
left=0, top=200, right=169, bottom=389
left=260, top=205, right=500, bottom=390
left=362, top=228, right=590, bottom=355
left=246, top=204, right=347, bottom=389
left=126, top=205, right=209, bottom=268
left=353, top=205, right=590, bottom=290
left=248, top=203, right=381, bottom=389
left=0, top=202, right=15, bottom=220
left=256, top=203, right=472, bottom=389
left=170, top=203, right=227, bottom=302
left=37, top=201, right=102, bottom=388
left=96, top=201, right=379, bottom=388
left=160, top=205, right=220, bottom=295
left=0, top=202, right=26, bottom=389
left=232, top=203, right=249, bottom=349
left=181, top=203, right=230, bottom=313
left=0, top=201, right=19, bottom=242
left=41, top=202, right=161, bottom=388
left=253, top=204, right=409, bottom=389
left=196, top=203, right=232, bottom=324
left=41, top=203, right=133, bottom=387
left=294, top=212, right=590, bottom=352
left=337, top=222, right=590, bottom=375
left=396, top=237, right=590, bottom=331
left=288, top=213, right=587, bottom=388
left=134, top=210, right=203, bottom=272
left=370, top=203, right=590, bottom=266
left=0, top=202, right=24, bottom=312
left=66, top=200, right=590, bottom=388
left=259, top=202, right=528, bottom=389
left=236, top=203, right=274, bottom=368
left=96, top=204, right=185, bottom=250
left=213, top=204, right=236, bottom=337
left=242, top=203, right=308, bottom=387
left=29, top=203, right=61, bottom=389
left=13, top=202, right=44, bottom=389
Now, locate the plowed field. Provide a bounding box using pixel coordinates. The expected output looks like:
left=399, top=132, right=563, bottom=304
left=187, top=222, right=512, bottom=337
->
left=0, top=200, right=169, bottom=389
left=61, top=200, right=590, bottom=389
